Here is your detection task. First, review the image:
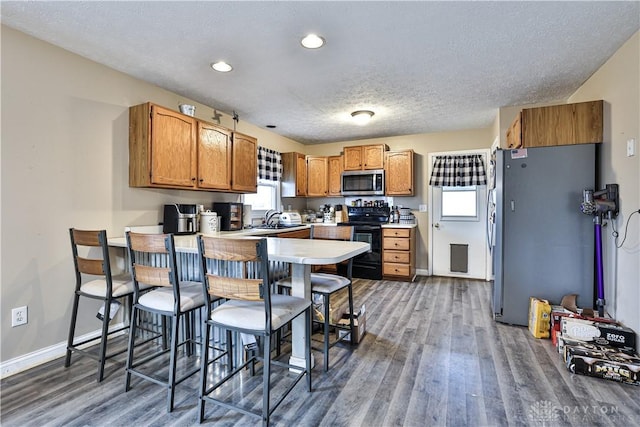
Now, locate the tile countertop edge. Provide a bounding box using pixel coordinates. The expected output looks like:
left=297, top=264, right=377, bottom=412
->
left=382, top=224, right=417, bottom=228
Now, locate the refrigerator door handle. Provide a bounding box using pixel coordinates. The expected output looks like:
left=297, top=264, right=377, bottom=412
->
left=510, top=200, right=515, bottom=212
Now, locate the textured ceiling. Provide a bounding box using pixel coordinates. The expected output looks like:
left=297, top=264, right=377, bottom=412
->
left=2, top=1, right=639, bottom=144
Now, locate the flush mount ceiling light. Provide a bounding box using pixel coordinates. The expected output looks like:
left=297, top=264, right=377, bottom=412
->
left=351, top=110, right=375, bottom=125
left=211, top=61, right=233, bottom=72
left=301, top=34, right=325, bottom=49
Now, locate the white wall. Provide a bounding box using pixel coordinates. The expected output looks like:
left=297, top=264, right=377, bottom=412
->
left=568, top=31, right=640, bottom=335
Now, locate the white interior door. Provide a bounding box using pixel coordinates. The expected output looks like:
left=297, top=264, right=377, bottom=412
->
left=428, top=150, right=490, bottom=280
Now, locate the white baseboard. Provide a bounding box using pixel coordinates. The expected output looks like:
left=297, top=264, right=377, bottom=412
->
left=416, top=268, right=430, bottom=276
left=0, top=323, right=125, bottom=380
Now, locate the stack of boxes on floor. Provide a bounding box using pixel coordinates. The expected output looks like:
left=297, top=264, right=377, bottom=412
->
left=528, top=296, right=639, bottom=386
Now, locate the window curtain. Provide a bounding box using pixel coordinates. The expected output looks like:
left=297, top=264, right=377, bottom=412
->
left=257, top=146, right=282, bottom=181
left=429, top=154, right=487, bottom=187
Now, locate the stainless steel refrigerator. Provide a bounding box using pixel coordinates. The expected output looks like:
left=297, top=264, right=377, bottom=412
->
left=492, top=144, right=596, bottom=326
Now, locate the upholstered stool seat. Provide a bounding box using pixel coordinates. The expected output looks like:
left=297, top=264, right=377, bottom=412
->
left=278, top=272, right=350, bottom=295
left=79, top=274, right=138, bottom=298
left=138, top=281, right=204, bottom=312
left=211, top=294, right=309, bottom=331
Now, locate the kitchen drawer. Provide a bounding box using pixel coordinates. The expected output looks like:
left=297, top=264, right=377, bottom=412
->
left=383, top=228, right=411, bottom=238
left=383, top=250, right=410, bottom=264
left=383, top=237, right=410, bottom=251
left=383, top=263, right=411, bottom=277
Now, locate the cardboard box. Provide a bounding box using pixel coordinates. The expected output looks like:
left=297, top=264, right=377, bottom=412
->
left=565, top=343, right=640, bottom=386
left=528, top=297, right=551, bottom=338
left=561, top=317, right=636, bottom=349
left=337, top=304, right=366, bottom=344
left=551, top=306, right=616, bottom=348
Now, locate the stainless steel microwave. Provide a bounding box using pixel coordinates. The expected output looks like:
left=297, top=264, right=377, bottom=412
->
left=341, top=170, right=385, bottom=196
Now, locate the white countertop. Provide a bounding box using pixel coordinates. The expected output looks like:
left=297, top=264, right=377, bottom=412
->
left=382, top=223, right=417, bottom=228
left=108, top=230, right=369, bottom=265
left=109, top=221, right=416, bottom=250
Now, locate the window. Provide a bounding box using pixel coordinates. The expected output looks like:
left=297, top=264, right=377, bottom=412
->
left=243, top=179, right=279, bottom=211
left=441, top=186, right=478, bottom=219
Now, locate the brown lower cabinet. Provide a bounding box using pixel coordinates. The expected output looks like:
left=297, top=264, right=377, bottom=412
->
left=383, top=227, right=416, bottom=281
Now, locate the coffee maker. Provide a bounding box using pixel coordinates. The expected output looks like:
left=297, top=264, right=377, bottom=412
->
left=163, top=204, right=197, bottom=235
left=212, top=202, right=243, bottom=231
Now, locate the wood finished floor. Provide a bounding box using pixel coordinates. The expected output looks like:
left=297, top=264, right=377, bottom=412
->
left=2, top=276, right=639, bottom=426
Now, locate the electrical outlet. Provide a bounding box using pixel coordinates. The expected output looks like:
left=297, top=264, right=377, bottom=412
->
left=419, top=204, right=427, bottom=212
left=11, top=306, right=28, bottom=327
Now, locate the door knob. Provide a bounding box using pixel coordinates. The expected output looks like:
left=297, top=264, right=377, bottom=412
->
left=434, top=223, right=440, bottom=229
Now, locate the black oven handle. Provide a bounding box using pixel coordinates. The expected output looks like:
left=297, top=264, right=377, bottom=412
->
left=351, top=224, right=382, bottom=231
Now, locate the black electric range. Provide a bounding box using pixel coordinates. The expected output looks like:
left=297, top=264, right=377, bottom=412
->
left=340, top=206, right=390, bottom=280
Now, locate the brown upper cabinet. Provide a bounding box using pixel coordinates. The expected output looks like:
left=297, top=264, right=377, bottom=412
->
left=129, top=102, right=257, bottom=193
left=230, top=132, right=258, bottom=193
left=385, top=150, right=414, bottom=196
left=327, top=155, right=343, bottom=196
left=343, top=144, right=387, bottom=170
left=281, top=152, right=307, bottom=197
left=197, top=121, right=232, bottom=190
left=306, top=155, right=329, bottom=197
left=506, top=100, right=603, bottom=149
left=130, top=103, right=197, bottom=188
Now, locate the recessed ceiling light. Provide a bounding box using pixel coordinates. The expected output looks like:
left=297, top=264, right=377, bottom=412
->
left=351, top=110, right=375, bottom=125
left=211, top=61, right=233, bottom=72
left=301, top=34, right=325, bottom=49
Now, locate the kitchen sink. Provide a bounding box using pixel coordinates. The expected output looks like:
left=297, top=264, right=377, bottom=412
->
left=251, top=223, right=305, bottom=230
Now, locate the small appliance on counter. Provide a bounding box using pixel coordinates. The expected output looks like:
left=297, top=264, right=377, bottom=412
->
left=163, top=204, right=197, bottom=235
left=199, top=211, right=220, bottom=234
left=212, top=202, right=243, bottom=231
left=243, top=204, right=253, bottom=228
left=279, top=211, right=302, bottom=226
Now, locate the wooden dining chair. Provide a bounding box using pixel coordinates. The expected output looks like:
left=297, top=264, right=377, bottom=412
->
left=276, top=225, right=356, bottom=372
left=197, top=235, right=312, bottom=426
left=124, top=231, right=205, bottom=412
left=65, top=228, right=147, bottom=382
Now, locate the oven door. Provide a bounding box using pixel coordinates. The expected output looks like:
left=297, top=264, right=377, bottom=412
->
left=352, top=224, right=382, bottom=265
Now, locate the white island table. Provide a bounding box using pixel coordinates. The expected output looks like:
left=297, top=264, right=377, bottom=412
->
left=108, top=233, right=370, bottom=369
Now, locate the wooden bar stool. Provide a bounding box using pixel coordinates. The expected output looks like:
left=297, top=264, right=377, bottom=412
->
left=65, top=228, right=144, bottom=382
left=124, top=231, right=205, bottom=412
left=197, top=235, right=312, bottom=426
left=276, top=225, right=356, bottom=372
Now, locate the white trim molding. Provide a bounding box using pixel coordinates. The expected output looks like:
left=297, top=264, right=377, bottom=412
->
left=0, top=324, right=125, bottom=379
